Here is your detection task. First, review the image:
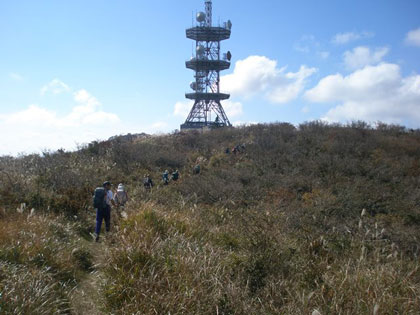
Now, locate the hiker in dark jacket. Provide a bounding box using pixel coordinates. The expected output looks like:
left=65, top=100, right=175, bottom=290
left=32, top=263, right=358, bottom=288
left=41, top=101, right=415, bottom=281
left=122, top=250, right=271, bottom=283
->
left=94, top=181, right=115, bottom=242
left=171, top=169, right=179, bottom=181
left=143, top=174, right=154, bottom=191
left=162, top=170, right=169, bottom=185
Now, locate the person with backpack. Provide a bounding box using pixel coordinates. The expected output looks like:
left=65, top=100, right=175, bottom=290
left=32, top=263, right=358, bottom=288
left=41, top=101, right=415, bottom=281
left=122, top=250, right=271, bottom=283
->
left=162, top=170, right=169, bottom=185
left=143, top=174, right=154, bottom=191
left=93, top=181, right=115, bottom=242
left=171, top=169, right=179, bottom=181
left=114, top=183, right=129, bottom=208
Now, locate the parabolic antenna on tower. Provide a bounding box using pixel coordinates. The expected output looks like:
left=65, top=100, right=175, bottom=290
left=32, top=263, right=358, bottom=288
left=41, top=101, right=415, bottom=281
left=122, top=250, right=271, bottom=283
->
left=196, top=12, right=206, bottom=22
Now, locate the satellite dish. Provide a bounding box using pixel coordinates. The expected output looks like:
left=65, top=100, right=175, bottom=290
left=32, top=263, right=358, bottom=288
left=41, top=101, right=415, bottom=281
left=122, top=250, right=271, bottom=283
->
left=196, top=12, right=206, bottom=23
left=227, top=51, right=232, bottom=61
left=190, top=82, right=197, bottom=90
left=196, top=45, right=205, bottom=56
left=227, top=20, right=232, bottom=30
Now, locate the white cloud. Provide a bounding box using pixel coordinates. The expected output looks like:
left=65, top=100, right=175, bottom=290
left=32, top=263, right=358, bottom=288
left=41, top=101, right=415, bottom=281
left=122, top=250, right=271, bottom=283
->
left=332, top=31, right=374, bottom=44
left=221, top=55, right=316, bottom=104
left=294, top=36, right=329, bottom=60
left=40, top=78, right=71, bottom=96
left=223, top=100, right=243, bottom=117
left=318, top=51, right=330, bottom=59
left=66, top=89, right=118, bottom=126
left=9, top=72, right=23, bottom=81
left=221, top=56, right=280, bottom=98
left=150, top=121, right=168, bottom=130
left=74, top=89, right=99, bottom=105
left=405, top=27, right=420, bottom=47
left=305, top=63, right=420, bottom=125
left=343, top=46, right=389, bottom=70
left=0, top=87, right=121, bottom=155
left=301, top=106, right=310, bottom=113
left=268, top=65, right=317, bottom=103
left=173, top=100, right=193, bottom=118
left=232, top=121, right=257, bottom=127
left=293, top=35, right=319, bottom=53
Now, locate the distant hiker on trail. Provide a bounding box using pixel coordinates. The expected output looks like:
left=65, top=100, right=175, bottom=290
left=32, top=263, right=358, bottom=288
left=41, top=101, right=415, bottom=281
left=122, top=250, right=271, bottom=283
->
left=171, top=169, right=179, bottom=181
left=143, top=174, right=154, bottom=191
left=114, top=183, right=129, bottom=208
left=193, top=164, right=201, bottom=175
left=93, top=181, right=115, bottom=242
left=162, top=170, right=169, bottom=185
left=232, top=144, right=244, bottom=154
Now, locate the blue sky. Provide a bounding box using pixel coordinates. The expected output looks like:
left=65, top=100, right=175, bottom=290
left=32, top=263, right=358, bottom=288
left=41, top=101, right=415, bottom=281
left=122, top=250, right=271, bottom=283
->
left=1, top=0, right=420, bottom=155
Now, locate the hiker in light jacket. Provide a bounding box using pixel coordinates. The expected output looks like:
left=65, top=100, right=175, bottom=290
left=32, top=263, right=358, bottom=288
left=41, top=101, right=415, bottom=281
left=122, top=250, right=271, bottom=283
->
left=114, top=183, right=129, bottom=207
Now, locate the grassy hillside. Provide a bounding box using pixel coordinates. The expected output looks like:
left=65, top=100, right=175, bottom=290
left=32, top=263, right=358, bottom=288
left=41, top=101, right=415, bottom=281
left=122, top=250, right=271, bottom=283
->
left=1, top=122, right=420, bottom=314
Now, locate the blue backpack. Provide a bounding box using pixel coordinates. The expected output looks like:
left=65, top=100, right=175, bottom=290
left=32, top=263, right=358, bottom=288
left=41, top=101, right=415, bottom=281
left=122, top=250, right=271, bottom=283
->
left=93, top=187, right=107, bottom=209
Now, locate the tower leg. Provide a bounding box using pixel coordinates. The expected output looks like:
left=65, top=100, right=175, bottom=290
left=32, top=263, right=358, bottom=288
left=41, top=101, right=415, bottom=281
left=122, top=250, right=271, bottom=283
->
left=181, top=100, right=231, bottom=130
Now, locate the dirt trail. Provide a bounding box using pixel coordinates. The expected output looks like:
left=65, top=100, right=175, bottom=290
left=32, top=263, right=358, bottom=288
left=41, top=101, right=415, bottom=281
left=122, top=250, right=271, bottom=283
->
left=69, top=238, right=109, bottom=315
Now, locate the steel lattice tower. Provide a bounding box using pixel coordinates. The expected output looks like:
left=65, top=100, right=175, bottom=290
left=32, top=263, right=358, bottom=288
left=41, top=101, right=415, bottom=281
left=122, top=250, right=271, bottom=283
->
left=181, top=0, right=232, bottom=130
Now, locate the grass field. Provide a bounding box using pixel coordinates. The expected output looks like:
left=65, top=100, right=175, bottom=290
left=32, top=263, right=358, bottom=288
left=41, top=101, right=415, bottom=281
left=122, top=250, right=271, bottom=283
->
left=1, top=122, right=420, bottom=314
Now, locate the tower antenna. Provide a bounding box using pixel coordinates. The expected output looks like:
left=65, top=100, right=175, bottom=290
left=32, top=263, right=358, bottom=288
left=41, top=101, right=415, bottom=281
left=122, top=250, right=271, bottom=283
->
left=181, top=0, right=233, bottom=130
left=205, top=0, right=212, bottom=27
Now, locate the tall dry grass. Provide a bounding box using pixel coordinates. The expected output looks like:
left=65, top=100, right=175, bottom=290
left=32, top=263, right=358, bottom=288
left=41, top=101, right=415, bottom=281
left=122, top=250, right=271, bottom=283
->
left=100, top=201, right=420, bottom=314
left=0, top=208, right=94, bottom=314
left=1, top=122, right=420, bottom=313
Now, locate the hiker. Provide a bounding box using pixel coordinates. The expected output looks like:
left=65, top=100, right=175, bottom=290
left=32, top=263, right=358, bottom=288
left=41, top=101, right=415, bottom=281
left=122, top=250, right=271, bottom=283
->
left=114, top=183, right=129, bottom=208
left=93, top=181, right=115, bottom=242
left=171, top=169, right=179, bottom=181
left=143, top=174, right=154, bottom=191
left=225, top=147, right=230, bottom=154
left=162, top=170, right=169, bottom=185
left=193, top=164, right=201, bottom=175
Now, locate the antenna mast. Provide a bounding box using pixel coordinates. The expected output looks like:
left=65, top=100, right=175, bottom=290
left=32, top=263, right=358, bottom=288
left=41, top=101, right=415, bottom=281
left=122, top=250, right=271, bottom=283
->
left=205, top=0, right=212, bottom=26
left=181, top=0, right=233, bottom=130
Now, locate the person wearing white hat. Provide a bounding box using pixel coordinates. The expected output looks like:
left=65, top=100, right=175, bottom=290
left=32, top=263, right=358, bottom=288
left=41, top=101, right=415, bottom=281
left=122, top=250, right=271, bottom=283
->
left=114, top=183, right=129, bottom=207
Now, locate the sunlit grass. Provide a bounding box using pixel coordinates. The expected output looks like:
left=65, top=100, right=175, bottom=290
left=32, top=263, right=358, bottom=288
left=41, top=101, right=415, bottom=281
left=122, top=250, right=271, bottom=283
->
left=1, top=122, right=420, bottom=313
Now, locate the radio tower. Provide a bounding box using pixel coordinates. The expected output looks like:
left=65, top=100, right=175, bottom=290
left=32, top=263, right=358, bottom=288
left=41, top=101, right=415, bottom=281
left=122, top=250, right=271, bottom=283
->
left=181, top=0, right=232, bottom=130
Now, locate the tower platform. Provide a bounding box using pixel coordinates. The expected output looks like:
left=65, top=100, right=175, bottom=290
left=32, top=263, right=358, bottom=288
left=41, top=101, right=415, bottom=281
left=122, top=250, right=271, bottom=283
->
left=180, top=121, right=225, bottom=130
left=186, top=59, right=230, bottom=71
left=185, top=92, right=230, bottom=101
left=186, top=26, right=231, bottom=41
